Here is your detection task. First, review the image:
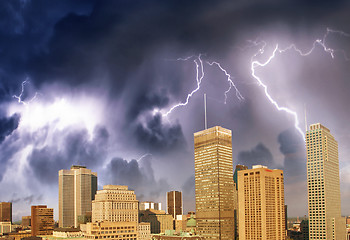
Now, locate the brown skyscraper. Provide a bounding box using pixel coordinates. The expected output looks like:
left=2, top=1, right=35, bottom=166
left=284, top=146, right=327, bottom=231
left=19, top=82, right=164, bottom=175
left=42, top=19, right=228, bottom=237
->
left=31, top=205, right=54, bottom=236
left=167, top=191, right=182, bottom=219
left=194, top=126, right=235, bottom=240
left=0, top=202, right=12, bottom=222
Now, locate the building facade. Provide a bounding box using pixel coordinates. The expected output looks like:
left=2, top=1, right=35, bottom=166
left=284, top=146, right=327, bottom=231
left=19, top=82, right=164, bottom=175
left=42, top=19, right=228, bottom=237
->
left=31, top=205, right=54, bottom=236
left=92, top=185, right=138, bottom=223
left=140, top=202, right=162, bottom=211
left=138, top=222, right=151, bottom=240
left=58, top=165, right=97, bottom=228
left=83, top=221, right=138, bottom=240
left=22, top=216, right=31, bottom=228
left=139, top=209, right=173, bottom=234
left=194, top=126, right=235, bottom=240
left=0, top=202, right=12, bottom=223
left=238, top=165, right=285, bottom=240
left=306, top=123, right=346, bottom=240
left=167, top=191, right=182, bottom=219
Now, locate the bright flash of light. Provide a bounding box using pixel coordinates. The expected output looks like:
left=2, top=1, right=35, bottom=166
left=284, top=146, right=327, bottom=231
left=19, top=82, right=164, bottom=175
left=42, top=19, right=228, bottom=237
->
left=249, top=28, right=350, bottom=140
left=137, top=153, right=153, bottom=161
left=206, top=61, right=244, bottom=103
left=9, top=94, right=105, bottom=136
left=162, top=54, right=205, bottom=117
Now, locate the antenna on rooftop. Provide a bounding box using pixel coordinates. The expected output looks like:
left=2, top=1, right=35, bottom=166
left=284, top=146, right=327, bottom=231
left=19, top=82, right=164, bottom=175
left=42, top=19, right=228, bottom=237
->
left=304, top=104, right=307, bottom=132
left=204, top=93, right=207, bottom=129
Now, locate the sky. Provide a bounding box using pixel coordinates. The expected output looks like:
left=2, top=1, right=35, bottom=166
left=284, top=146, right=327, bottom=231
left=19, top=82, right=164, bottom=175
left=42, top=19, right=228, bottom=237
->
left=0, top=0, right=350, bottom=220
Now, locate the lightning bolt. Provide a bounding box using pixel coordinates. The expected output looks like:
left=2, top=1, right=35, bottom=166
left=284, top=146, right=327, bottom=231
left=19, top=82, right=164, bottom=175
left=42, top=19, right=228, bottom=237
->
left=206, top=61, right=244, bottom=103
left=13, top=79, right=40, bottom=105
left=162, top=54, right=205, bottom=117
left=249, top=28, right=350, bottom=140
left=137, top=153, right=153, bottom=161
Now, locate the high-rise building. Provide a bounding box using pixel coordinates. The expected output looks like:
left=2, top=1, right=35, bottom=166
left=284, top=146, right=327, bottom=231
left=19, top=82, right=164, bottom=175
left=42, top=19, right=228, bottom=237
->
left=92, top=185, right=138, bottom=223
left=59, top=165, right=97, bottom=228
left=306, top=123, right=346, bottom=240
left=0, top=202, right=12, bottom=222
left=238, top=165, right=285, bottom=240
left=194, top=126, right=235, bottom=240
left=167, top=191, right=182, bottom=219
left=31, top=205, right=54, bottom=236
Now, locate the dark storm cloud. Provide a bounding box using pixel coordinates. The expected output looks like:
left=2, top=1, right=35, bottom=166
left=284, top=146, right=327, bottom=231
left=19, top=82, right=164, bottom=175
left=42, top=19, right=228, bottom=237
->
left=278, top=128, right=306, bottom=181
left=0, top=113, right=20, bottom=143
left=134, top=113, right=185, bottom=152
left=106, top=156, right=169, bottom=201
left=237, top=143, right=276, bottom=168
left=9, top=194, right=42, bottom=205
left=27, top=126, right=109, bottom=184
left=182, top=175, right=195, bottom=196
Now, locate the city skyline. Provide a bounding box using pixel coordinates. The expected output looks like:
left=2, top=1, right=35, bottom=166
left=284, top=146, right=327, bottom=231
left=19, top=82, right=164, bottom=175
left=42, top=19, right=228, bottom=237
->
left=0, top=0, right=350, bottom=221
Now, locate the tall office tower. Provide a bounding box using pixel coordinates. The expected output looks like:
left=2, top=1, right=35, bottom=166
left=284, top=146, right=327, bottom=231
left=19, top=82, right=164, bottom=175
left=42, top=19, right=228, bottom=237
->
left=306, top=123, right=346, bottom=240
left=59, top=165, right=97, bottom=228
left=194, top=126, right=235, bottom=240
left=167, top=191, right=183, bottom=219
left=92, top=185, right=138, bottom=223
left=0, top=202, right=12, bottom=222
left=31, top=205, right=54, bottom=236
left=238, top=165, right=285, bottom=240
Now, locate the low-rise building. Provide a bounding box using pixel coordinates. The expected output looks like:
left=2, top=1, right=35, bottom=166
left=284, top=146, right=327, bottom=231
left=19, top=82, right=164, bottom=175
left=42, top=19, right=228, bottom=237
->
left=82, top=221, right=138, bottom=240
left=22, top=217, right=31, bottom=228
left=138, top=222, right=151, bottom=240
left=139, top=210, right=173, bottom=234
left=0, top=222, right=12, bottom=234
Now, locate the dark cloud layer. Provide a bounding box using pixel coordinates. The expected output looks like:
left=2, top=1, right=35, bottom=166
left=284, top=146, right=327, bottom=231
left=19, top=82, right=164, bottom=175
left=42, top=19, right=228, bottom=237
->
left=278, top=128, right=306, bottom=182
left=105, top=156, right=169, bottom=201
left=237, top=143, right=276, bottom=168
left=0, top=113, right=20, bottom=143
left=27, top=126, right=109, bottom=184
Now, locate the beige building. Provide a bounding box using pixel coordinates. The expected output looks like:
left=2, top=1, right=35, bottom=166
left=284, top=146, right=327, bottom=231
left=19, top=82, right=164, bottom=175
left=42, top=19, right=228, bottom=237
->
left=58, top=165, right=97, bottom=228
left=92, top=185, right=138, bottom=223
left=238, top=165, right=285, bottom=240
left=140, top=202, right=162, bottom=211
left=31, top=205, right=54, bottom=236
left=0, top=221, right=12, bottom=234
left=22, top=216, right=31, bottom=228
left=306, top=123, right=346, bottom=240
left=138, top=222, right=151, bottom=240
left=139, top=209, right=173, bottom=234
left=82, top=221, right=138, bottom=240
left=194, top=126, right=236, bottom=240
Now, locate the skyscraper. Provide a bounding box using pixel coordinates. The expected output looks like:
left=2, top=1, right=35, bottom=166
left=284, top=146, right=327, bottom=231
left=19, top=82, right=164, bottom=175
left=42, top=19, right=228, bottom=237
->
left=0, top=202, right=12, bottom=222
left=306, top=123, right=346, bottom=240
left=31, top=205, right=54, bottom=236
left=59, top=165, right=97, bottom=228
left=92, top=185, right=138, bottom=223
left=167, top=191, right=183, bottom=219
left=238, top=165, right=285, bottom=240
left=194, top=126, right=235, bottom=240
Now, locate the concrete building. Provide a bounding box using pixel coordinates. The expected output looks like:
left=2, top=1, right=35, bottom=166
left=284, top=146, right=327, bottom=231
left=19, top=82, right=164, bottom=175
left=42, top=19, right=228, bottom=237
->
left=58, top=165, right=97, bottom=228
left=22, top=216, right=31, bottom=228
left=238, top=165, right=285, bottom=240
left=140, top=202, right=162, bottom=211
left=194, top=126, right=236, bottom=240
left=0, top=221, right=12, bottom=234
left=82, top=221, right=138, bottom=240
left=300, top=220, right=309, bottom=240
left=138, top=222, right=151, bottom=240
left=0, top=202, right=12, bottom=223
left=306, top=123, right=346, bottom=240
left=139, top=209, right=173, bottom=234
left=31, top=205, right=54, bottom=236
left=174, top=215, right=187, bottom=232
left=92, top=185, right=138, bottom=223
left=167, top=191, right=182, bottom=219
